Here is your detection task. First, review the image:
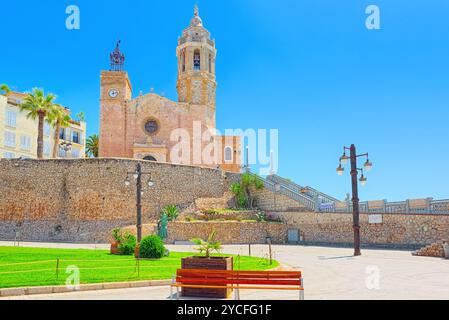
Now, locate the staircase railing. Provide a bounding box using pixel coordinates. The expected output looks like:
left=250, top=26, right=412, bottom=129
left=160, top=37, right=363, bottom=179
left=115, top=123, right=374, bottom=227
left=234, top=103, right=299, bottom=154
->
left=252, top=174, right=317, bottom=210
left=262, top=174, right=449, bottom=215
left=267, top=174, right=340, bottom=204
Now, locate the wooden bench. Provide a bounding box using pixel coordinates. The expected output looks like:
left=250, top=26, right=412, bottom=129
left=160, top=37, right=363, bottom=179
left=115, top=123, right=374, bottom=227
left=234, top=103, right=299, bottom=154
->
left=171, top=269, right=304, bottom=300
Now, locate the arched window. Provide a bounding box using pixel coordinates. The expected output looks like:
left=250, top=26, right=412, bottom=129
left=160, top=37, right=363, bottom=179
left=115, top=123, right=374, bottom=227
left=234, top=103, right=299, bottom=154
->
left=224, top=146, right=233, bottom=163
left=194, top=49, right=201, bottom=71
left=143, top=156, right=157, bottom=162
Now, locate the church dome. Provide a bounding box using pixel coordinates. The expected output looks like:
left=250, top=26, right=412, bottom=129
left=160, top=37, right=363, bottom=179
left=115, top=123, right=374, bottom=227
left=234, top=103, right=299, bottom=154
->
left=190, top=5, right=203, bottom=27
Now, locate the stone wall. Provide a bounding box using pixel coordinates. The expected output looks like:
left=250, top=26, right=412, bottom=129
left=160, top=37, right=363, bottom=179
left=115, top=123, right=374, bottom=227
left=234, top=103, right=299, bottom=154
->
left=275, top=211, right=449, bottom=247
left=252, top=187, right=308, bottom=212
left=166, top=221, right=289, bottom=244
left=0, top=158, right=231, bottom=242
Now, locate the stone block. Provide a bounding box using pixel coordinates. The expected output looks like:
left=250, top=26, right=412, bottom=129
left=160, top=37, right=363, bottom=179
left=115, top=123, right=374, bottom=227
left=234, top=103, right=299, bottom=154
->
left=26, top=286, right=53, bottom=295
left=102, top=282, right=131, bottom=290
left=0, top=287, right=26, bottom=297
left=79, top=283, right=104, bottom=291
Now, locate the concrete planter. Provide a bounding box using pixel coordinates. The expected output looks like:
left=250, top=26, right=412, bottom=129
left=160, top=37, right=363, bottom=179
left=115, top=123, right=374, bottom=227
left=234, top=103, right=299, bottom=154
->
left=181, top=256, right=233, bottom=298
left=443, top=243, right=449, bottom=259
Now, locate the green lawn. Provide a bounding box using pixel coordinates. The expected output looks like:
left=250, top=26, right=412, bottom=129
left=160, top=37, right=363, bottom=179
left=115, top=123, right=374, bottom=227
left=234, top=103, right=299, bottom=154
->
left=0, top=247, right=279, bottom=289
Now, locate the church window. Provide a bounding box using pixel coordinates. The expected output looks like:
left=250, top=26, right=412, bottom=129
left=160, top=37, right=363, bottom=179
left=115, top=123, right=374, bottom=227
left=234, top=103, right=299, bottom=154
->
left=181, top=50, right=186, bottom=72
left=208, top=54, right=212, bottom=73
left=224, top=146, right=233, bottom=162
left=194, top=49, right=201, bottom=70
left=144, top=119, right=159, bottom=135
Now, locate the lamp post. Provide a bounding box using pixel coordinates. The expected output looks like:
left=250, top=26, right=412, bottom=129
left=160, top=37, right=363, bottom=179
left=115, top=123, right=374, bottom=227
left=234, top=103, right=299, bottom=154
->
left=337, top=144, right=372, bottom=256
left=125, top=162, right=155, bottom=244
left=59, top=142, right=72, bottom=157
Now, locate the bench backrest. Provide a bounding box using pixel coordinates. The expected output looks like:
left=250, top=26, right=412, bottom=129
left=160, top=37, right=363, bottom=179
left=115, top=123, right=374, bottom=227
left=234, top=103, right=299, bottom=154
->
left=176, top=269, right=302, bottom=286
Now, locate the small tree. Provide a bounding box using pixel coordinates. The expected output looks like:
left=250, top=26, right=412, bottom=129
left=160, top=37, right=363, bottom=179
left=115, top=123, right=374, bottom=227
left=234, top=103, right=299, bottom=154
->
left=0, top=84, right=11, bottom=96
left=190, top=230, right=222, bottom=258
left=75, top=111, right=85, bottom=122
left=162, top=204, right=179, bottom=221
left=20, top=88, right=58, bottom=159
left=47, top=106, right=71, bottom=158
left=230, top=173, right=264, bottom=209
left=85, top=134, right=99, bottom=158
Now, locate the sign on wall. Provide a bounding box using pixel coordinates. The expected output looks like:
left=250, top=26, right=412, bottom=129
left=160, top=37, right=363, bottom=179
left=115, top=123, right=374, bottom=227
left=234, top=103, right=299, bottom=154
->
left=368, top=214, right=383, bottom=224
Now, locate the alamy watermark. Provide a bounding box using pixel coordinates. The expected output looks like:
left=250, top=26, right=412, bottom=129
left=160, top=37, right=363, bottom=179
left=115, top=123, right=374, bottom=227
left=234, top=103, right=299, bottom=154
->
left=66, top=5, right=80, bottom=30
left=366, top=5, right=381, bottom=30
left=65, top=265, right=80, bottom=290
left=169, top=122, right=278, bottom=175
left=365, top=265, right=381, bottom=290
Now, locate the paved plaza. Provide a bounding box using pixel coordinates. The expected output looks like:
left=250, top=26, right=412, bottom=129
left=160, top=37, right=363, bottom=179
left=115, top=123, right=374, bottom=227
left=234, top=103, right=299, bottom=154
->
left=0, top=242, right=448, bottom=300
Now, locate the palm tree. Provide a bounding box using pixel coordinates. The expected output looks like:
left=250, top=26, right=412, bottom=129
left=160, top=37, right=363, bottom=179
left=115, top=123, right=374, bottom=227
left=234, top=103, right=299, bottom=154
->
left=20, top=88, right=57, bottom=159
left=48, top=106, right=71, bottom=158
left=75, top=111, right=85, bottom=122
left=0, top=84, right=11, bottom=96
left=85, top=134, right=99, bottom=158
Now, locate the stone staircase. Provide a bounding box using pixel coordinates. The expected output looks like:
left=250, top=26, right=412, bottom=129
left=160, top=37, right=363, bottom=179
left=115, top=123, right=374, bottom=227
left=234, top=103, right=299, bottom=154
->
left=267, top=174, right=339, bottom=204
left=412, top=240, right=448, bottom=257
left=254, top=174, right=340, bottom=212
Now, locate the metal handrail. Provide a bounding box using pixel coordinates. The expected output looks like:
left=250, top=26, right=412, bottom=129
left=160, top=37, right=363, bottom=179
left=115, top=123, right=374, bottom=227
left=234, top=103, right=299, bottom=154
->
left=267, top=175, right=339, bottom=204
left=258, top=174, right=449, bottom=215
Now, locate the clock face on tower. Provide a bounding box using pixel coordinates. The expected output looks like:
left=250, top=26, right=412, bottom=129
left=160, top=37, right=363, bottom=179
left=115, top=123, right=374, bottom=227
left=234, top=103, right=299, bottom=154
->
left=108, top=89, right=119, bottom=98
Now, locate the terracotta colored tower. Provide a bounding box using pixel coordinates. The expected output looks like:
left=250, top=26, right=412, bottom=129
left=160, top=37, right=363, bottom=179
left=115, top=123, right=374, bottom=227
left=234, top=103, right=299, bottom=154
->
left=99, top=41, right=132, bottom=157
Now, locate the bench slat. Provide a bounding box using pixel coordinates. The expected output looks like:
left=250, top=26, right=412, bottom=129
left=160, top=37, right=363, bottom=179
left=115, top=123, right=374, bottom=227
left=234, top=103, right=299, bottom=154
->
left=172, top=283, right=303, bottom=291
left=177, top=278, right=301, bottom=286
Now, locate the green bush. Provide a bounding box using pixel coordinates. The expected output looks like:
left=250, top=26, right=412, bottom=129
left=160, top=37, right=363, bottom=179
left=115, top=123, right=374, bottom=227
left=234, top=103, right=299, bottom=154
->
left=230, top=173, right=264, bottom=209
left=111, top=228, right=122, bottom=243
left=256, top=211, right=266, bottom=222
left=117, top=232, right=136, bottom=255
left=230, top=182, right=247, bottom=208
left=139, top=235, right=166, bottom=259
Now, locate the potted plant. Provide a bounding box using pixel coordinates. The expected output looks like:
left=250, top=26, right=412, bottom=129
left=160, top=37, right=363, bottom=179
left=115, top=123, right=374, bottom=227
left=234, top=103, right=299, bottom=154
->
left=110, top=228, right=136, bottom=256
left=110, top=228, right=122, bottom=255
left=181, top=230, right=233, bottom=298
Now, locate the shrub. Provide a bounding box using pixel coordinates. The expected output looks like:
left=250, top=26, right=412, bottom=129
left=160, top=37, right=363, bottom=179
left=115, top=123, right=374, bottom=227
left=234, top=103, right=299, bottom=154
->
left=230, top=182, right=247, bottom=208
left=256, top=211, right=266, bottom=222
left=230, top=173, right=264, bottom=209
left=111, top=228, right=122, bottom=243
left=139, top=235, right=166, bottom=259
left=162, top=204, right=179, bottom=222
left=190, top=230, right=222, bottom=258
left=118, top=232, right=136, bottom=255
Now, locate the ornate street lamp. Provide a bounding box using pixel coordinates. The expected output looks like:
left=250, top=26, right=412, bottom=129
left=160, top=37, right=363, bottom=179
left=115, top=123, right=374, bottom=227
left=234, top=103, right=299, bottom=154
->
left=337, top=145, right=373, bottom=256
left=124, top=163, right=155, bottom=249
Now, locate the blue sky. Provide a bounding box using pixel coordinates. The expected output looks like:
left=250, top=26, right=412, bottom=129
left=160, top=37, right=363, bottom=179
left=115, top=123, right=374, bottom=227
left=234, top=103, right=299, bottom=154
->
left=1, top=0, right=449, bottom=201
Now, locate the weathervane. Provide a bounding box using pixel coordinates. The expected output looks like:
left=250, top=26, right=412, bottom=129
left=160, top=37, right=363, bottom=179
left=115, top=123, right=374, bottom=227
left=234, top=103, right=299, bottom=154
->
left=110, top=40, right=125, bottom=71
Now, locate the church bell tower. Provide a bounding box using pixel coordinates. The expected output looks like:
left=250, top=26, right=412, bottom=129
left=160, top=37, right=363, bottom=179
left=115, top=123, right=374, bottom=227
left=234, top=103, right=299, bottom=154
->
left=176, top=6, right=217, bottom=112
left=99, top=41, right=132, bottom=158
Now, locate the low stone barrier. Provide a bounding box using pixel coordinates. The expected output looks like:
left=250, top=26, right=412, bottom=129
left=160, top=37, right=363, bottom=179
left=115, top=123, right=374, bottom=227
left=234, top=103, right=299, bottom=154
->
left=166, top=221, right=289, bottom=244
left=274, top=211, right=449, bottom=247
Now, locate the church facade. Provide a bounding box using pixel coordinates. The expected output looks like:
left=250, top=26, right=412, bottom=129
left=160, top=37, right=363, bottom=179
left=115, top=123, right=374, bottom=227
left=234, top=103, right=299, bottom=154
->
left=99, top=6, right=241, bottom=173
